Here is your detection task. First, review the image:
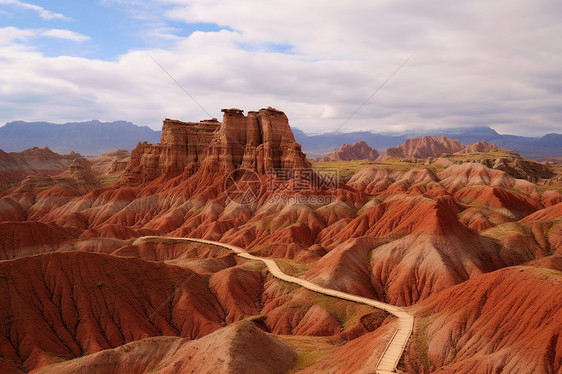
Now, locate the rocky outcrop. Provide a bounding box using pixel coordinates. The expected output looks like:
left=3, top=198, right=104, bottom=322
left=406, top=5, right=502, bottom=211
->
left=376, top=137, right=554, bottom=182
left=123, top=107, right=310, bottom=184
left=317, top=141, right=379, bottom=162
left=57, top=157, right=98, bottom=186
left=491, top=155, right=555, bottom=181
left=376, top=136, right=502, bottom=161
left=456, top=140, right=497, bottom=154
left=377, top=136, right=465, bottom=161
left=438, top=152, right=555, bottom=182
left=0, top=146, right=81, bottom=185
left=89, top=149, right=130, bottom=175
left=124, top=118, right=221, bottom=183
left=203, top=107, right=310, bottom=175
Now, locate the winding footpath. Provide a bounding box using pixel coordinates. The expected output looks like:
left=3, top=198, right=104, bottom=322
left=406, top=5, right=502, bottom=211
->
left=136, top=236, right=414, bottom=374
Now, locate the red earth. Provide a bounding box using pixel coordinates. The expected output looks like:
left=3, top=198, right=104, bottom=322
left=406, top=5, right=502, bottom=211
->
left=0, top=108, right=561, bottom=373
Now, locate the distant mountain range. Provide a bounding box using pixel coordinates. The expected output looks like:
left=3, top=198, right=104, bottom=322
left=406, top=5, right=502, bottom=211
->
left=0, top=120, right=560, bottom=159
left=293, top=126, right=562, bottom=159
left=0, top=120, right=161, bottom=156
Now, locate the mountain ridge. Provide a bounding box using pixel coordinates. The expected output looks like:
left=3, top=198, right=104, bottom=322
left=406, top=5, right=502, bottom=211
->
left=0, top=120, right=161, bottom=156
left=2, top=120, right=560, bottom=159
left=293, top=127, right=562, bottom=159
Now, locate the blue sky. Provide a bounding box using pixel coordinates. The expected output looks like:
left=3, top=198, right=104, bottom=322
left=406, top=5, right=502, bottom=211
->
left=0, top=0, right=561, bottom=136
left=0, top=1, right=228, bottom=59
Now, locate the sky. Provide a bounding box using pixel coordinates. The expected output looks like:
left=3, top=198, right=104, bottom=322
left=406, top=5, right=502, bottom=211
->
left=0, top=0, right=561, bottom=136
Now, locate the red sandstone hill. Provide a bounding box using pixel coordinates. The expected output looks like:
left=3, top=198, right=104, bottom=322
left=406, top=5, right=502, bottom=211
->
left=1, top=107, right=561, bottom=373
left=1, top=143, right=558, bottom=307
left=405, top=266, right=562, bottom=373
left=317, top=141, right=379, bottom=162
left=0, top=147, right=81, bottom=185
left=0, top=221, right=79, bottom=259
left=455, top=140, right=497, bottom=154
left=312, top=194, right=506, bottom=305
left=0, top=251, right=226, bottom=372
left=376, top=136, right=465, bottom=161
left=0, top=241, right=386, bottom=373
left=36, top=321, right=297, bottom=374
left=88, top=149, right=130, bottom=176
left=376, top=136, right=498, bottom=161
left=347, top=167, right=439, bottom=195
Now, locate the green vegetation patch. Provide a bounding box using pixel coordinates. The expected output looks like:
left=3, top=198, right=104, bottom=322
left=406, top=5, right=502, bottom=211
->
left=250, top=243, right=277, bottom=256
left=312, top=159, right=378, bottom=178
left=482, top=222, right=530, bottom=239
left=98, top=173, right=123, bottom=187
left=533, top=268, right=562, bottom=277
left=537, top=185, right=562, bottom=194
left=412, top=313, right=435, bottom=372
left=444, top=148, right=515, bottom=162
left=276, top=259, right=310, bottom=277
left=284, top=336, right=341, bottom=372
left=308, top=292, right=385, bottom=328
left=312, top=159, right=445, bottom=179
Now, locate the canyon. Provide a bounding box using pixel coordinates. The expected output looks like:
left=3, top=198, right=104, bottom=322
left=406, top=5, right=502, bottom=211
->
left=0, top=107, right=561, bottom=373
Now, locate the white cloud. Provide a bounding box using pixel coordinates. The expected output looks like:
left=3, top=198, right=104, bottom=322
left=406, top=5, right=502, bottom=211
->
left=0, top=0, right=561, bottom=137
left=0, top=27, right=90, bottom=44
left=0, top=0, right=69, bottom=20
left=0, top=26, right=35, bottom=44
left=41, top=29, right=90, bottom=42
left=320, top=105, right=337, bottom=119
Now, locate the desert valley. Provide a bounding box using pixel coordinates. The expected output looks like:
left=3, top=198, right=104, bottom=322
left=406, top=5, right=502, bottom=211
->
left=0, top=107, right=560, bottom=373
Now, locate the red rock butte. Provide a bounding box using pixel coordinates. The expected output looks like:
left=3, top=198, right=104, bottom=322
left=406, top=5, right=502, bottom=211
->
left=318, top=141, right=379, bottom=162
left=123, top=107, right=310, bottom=185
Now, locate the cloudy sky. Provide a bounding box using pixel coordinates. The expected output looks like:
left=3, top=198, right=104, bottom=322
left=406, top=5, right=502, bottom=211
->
left=0, top=0, right=561, bottom=136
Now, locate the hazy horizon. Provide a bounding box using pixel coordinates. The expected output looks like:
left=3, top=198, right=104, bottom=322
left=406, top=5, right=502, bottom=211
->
left=0, top=118, right=560, bottom=139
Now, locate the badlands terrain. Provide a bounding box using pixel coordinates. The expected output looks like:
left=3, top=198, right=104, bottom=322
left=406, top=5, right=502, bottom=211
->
left=0, top=107, right=561, bottom=373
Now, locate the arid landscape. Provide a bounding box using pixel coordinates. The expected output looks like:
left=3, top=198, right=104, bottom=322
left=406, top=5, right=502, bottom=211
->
left=2, top=1, right=562, bottom=373
left=0, top=107, right=561, bottom=373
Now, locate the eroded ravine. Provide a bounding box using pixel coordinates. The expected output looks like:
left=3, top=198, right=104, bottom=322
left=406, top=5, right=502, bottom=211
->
left=134, top=236, right=414, bottom=374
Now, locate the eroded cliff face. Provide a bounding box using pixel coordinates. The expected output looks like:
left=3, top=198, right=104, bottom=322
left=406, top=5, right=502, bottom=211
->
left=124, top=118, right=220, bottom=184
left=123, top=107, right=309, bottom=184
left=376, top=136, right=466, bottom=161
left=317, top=141, right=379, bottom=162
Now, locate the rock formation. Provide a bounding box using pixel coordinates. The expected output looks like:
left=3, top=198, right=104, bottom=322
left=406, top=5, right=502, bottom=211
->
left=376, top=136, right=500, bottom=161
left=377, top=136, right=465, bottom=161
left=123, top=107, right=310, bottom=184
left=317, top=141, right=379, bottom=162
left=439, top=150, right=556, bottom=182
left=57, top=157, right=98, bottom=186
left=0, top=146, right=81, bottom=185
left=456, top=140, right=497, bottom=154
left=89, top=149, right=130, bottom=175
left=1, top=107, right=561, bottom=373
left=491, top=155, right=555, bottom=181
left=124, top=118, right=220, bottom=183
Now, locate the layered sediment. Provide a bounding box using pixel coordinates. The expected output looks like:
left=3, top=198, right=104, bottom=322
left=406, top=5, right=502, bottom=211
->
left=123, top=107, right=310, bottom=184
